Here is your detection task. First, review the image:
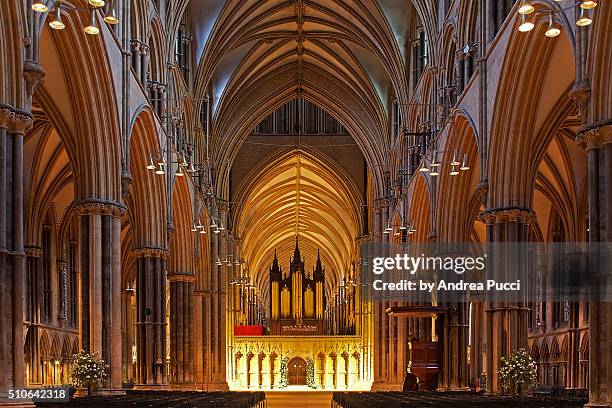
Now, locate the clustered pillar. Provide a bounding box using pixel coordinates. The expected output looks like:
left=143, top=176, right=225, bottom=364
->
left=580, top=125, right=612, bottom=406
left=168, top=273, right=194, bottom=385
left=77, top=201, right=124, bottom=391
left=134, top=248, right=167, bottom=387
left=480, top=208, right=531, bottom=394
left=0, top=106, right=31, bottom=400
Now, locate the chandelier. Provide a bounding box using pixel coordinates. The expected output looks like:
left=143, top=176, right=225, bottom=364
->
left=32, top=0, right=119, bottom=34
left=517, top=0, right=597, bottom=35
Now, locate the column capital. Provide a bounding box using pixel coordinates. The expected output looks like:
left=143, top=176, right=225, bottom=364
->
left=0, top=103, right=15, bottom=129
left=478, top=207, right=535, bottom=224
left=167, top=271, right=195, bottom=282
left=74, top=199, right=127, bottom=217
left=11, top=110, right=33, bottom=133
left=25, top=246, right=43, bottom=257
left=576, top=123, right=612, bottom=150
left=132, top=246, right=168, bottom=259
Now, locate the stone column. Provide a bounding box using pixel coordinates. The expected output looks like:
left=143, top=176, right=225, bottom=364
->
left=579, top=125, right=612, bottom=407
left=134, top=248, right=168, bottom=387
left=169, top=274, right=195, bottom=386
left=0, top=108, right=30, bottom=396
left=480, top=208, right=532, bottom=394
left=76, top=200, right=125, bottom=392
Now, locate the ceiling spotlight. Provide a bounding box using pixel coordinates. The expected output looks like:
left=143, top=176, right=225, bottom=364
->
left=450, top=165, right=459, bottom=176
left=49, top=4, right=65, bottom=30
left=84, top=12, right=100, bottom=35
left=460, top=154, right=470, bottom=171
left=576, top=8, right=592, bottom=26
left=518, top=0, right=535, bottom=14
left=519, top=13, right=535, bottom=32
left=545, top=13, right=561, bottom=37
left=580, top=0, right=597, bottom=9
left=103, top=1, right=119, bottom=25
left=146, top=157, right=156, bottom=170
left=32, top=1, right=48, bottom=12
left=88, top=0, right=105, bottom=7
left=175, top=166, right=184, bottom=177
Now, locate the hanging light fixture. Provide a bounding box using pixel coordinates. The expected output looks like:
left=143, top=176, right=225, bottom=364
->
left=519, top=13, right=535, bottom=32
left=545, top=13, right=561, bottom=37
left=175, top=165, right=184, bottom=177
left=518, top=0, right=535, bottom=14
left=383, top=224, right=392, bottom=234
left=88, top=0, right=105, bottom=7
left=576, top=8, right=592, bottom=26
left=419, top=160, right=429, bottom=172
left=191, top=223, right=198, bottom=232
left=450, top=165, right=459, bottom=176
left=32, top=1, right=48, bottom=12
left=199, top=227, right=206, bottom=234
left=450, top=149, right=460, bottom=166
left=49, top=3, right=65, bottom=30
left=580, top=0, right=597, bottom=9
left=430, top=150, right=440, bottom=167
left=216, top=258, right=222, bottom=266
left=146, top=157, right=156, bottom=170
left=188, top=162, right=197, bottom=173
left=218, top=222, right=225, bottom=231
left=84, top=11, right=100, bottom=35
left=430, top=167, right=439, bottom=176
left=155, top=164, right=165, bottom=175
left=460, top=153, right=470, bottom=171
left=103, top=0, right=119, bottom=25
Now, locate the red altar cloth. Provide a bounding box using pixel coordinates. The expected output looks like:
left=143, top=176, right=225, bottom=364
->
left=234, top=325, right=264, bottom=336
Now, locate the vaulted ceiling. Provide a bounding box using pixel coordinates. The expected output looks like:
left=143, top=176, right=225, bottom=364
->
left=189, top=0, right=421, bottom=185
left=235, top=151, right=362, bottom=303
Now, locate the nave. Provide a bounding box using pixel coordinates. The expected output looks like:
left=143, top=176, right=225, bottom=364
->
left=0, top=0, right=610, bottom=406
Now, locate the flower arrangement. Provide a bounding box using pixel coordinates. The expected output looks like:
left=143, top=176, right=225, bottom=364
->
left=278, top=357, right=289, bottom=388
left=70, top=350, right=109, bottom=395
left=498, top=348, right=537, bottom=395
left=306, top=358, right=317, bottom=389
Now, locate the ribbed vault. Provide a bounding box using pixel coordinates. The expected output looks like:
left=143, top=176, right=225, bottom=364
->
left=235, top=151, right=361, bottom=304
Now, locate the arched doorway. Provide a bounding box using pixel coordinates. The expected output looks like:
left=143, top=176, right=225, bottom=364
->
left=288, top=357, right=307, bottom=385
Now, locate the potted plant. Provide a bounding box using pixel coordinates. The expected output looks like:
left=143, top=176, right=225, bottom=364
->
left=498, top=348, right=537, bottom=395
left=306, top=358, right=317, bottom=389
left=70, top=350, right=109, bottom=396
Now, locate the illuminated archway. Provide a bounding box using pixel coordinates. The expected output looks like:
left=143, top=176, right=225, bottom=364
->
left=235, top=150, right=362, bottom=304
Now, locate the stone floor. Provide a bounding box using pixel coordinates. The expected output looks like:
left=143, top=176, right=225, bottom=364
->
left=266, top=391, right=333, bottom=408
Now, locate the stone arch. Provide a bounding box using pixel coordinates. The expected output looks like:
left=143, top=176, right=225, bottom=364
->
left=436, top=113, right=480, bottom=242
left=488, top=10, right=577, bottom=208
left=409, top=174, right=432, bottom=242
left=125, top=108, right=168, bottom=249
left=37, top=10, right=123, bottom=202
left=168, top=177, right=194, bottom=273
